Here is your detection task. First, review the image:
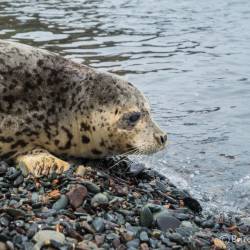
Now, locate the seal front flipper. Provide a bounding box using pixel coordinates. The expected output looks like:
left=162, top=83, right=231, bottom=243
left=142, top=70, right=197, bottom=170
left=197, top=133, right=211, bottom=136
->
left=16, top=148, right=70, bottom=177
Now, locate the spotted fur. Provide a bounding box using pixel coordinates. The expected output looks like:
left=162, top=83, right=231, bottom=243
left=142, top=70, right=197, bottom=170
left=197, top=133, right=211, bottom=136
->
left=0, top=39, right=167, bottom=161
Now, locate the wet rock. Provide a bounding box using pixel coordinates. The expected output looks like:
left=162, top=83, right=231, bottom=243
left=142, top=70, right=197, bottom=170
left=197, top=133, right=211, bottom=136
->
left=67, top=186, right=88, bottom=209
left=91, top=193, right=109, bottom=207
left=92, top=217, right=105, bottom=233
left=52, top=194, right=68, bottom=210
left=0, top=161, right=8, bottom=175
left=13, top=175, right=24, bottom=187
left=82, top=181, right=100, bottom=193
left=155, top=211, right=181, bottom=231
left=128, top=162, right=145, bottom=176
left=183, top=197, right=202, bottom=213
left=4, top=208, right=26, bottom=218
left=18, top=162, right=29, bottom=177
left=168, top=232, right=185, bottom=245
left=140, top=206, right=153, bottom=227
left=201, top=218, right=215, bottom=228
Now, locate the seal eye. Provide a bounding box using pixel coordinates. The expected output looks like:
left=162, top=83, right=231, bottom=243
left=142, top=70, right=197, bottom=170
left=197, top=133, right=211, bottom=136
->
left=128, top=112, right=141, bottom=123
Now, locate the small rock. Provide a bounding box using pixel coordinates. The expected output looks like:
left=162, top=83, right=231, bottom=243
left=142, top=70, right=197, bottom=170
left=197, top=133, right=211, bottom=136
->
left=0, top=242, right=7, bottom=250
left=95, top=235, right=105, bottom=247
left=183, top=197, right=202, bottom=213
left=121, top=231, right=135, bottom=242
left=77, top=240, right=98, bottom=250
left=82, top=181, right=100, bottom=193
left=106, top=233, right=119, bottom=241
left=33, top=230, right=65, bottom=244
left=91, top=193, right=109, bottom=207
left=67, top=186, right=88, bottom=209
left=140, top=242, right=149, bottom=250
left=112, top=238, right=121, bottom=248
left=5, top=208, right=26, bottom=218
left=52, top=194, right=68, bottom=210
left=13, top=175, right=24, bottom=187
left=155, top=211, right=181, bottom=231
left=168, top=232, right=185, bottom=245
left=151, top=229, right=161, bottom=239
left=75, top=165, right=87, bottom=177
left=0, top=162, right=8, bottom=175
left=140, top=231, right=149, bottom=242
left=129, top=162, right=145, bottom=176
left=126, top=239, right=140, bottom=248
left=213, top=238, right=227, bottom=250
left=140, top=206, right=153, bottom=227
left=92, top=217, right=105, bottom=233
left=80, top=221, right=95, bottom=234
left=18, top=162, right=29, bottom=177
left=201, top=218, right=215, bottom=228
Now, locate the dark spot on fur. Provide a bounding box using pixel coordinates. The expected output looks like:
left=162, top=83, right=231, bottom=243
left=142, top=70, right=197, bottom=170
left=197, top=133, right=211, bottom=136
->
left=11, top=140, right=28, bottom=149
left=91, top=149, right=102, bottom=155
left=80, top=122, right=91, bottom=131
left=37, top=59, right=44, bottom=67
left=0, top=150, right=17, bottom=159
left=82, top=135, right=90, bottom=144
left=0, top=136, right=14, bottom=143
left=100, top=139, right=105, bottom=147
left=58, top=126, right=73, bottom=150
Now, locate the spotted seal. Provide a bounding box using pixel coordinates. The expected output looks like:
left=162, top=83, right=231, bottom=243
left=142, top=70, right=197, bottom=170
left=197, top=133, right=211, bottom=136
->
left=0, top=39, right=167, bottom=176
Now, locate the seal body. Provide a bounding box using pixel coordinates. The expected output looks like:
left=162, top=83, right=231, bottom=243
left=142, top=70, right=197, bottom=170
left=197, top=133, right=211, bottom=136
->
left=0, top=39, right=167, bottom=165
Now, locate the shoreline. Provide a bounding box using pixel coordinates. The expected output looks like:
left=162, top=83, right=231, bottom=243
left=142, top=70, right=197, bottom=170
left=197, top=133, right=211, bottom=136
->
left=0, top=158, right=249, bottom=249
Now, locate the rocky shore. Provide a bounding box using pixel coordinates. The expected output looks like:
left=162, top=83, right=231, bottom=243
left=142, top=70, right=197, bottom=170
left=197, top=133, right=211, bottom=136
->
left=0, top=158, right=249, bottom=250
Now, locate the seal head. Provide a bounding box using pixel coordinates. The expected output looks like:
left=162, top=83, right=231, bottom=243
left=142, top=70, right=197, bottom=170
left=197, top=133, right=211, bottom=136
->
left=72, top=71, right=167, bottom=158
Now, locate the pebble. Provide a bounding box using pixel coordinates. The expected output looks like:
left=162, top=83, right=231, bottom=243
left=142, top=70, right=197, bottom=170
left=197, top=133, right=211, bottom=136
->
left=126, top=239, right=140, bottom=248
left=52, top=194, right=69, bottom=210
left=92, top=217, right=105, bottom=233
left=0, top=161, right=8, bottom=175
left=13, top=175, right=24, bottom=186
left=82, top=180, right=100, bottom=193
left=168, top=232, right=185, bottom=245
left=33, top=230, right=65, bottom=243
left=129, top=162, right=145, bottom=176
left=95, top=235, right=105, bottom=247
left=140, top=231, right=149, bottom=242
left=91, top=193, right=109, bottom=207
left=155, top=211, right=181, bottom=231
left=140, top=206, right=153, bottom=227
left=67, top=186, right=88, bottom=209
left=213, top=238, right=227, bottom=249
left=18, top=162, right=29, bottom=177
left=75, top=165, right=87, bottom=177
left=140, top=242, right=150, bottom=250
left=0, top=242, right=7, bottom=250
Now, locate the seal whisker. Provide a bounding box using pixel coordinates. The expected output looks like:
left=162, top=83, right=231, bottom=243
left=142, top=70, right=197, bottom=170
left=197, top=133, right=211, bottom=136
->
left=109, top=148, right=138, bottom=170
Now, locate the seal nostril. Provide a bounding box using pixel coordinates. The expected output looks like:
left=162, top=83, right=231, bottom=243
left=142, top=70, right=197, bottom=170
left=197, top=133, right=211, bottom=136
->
left=160, top=134, right=167, bottom=144
left=164, top=134, right=167, bottom=143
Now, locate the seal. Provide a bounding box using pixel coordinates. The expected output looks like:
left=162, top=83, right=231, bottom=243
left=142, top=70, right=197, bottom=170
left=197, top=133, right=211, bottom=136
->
left=0, top=39, right=167, bottom=176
